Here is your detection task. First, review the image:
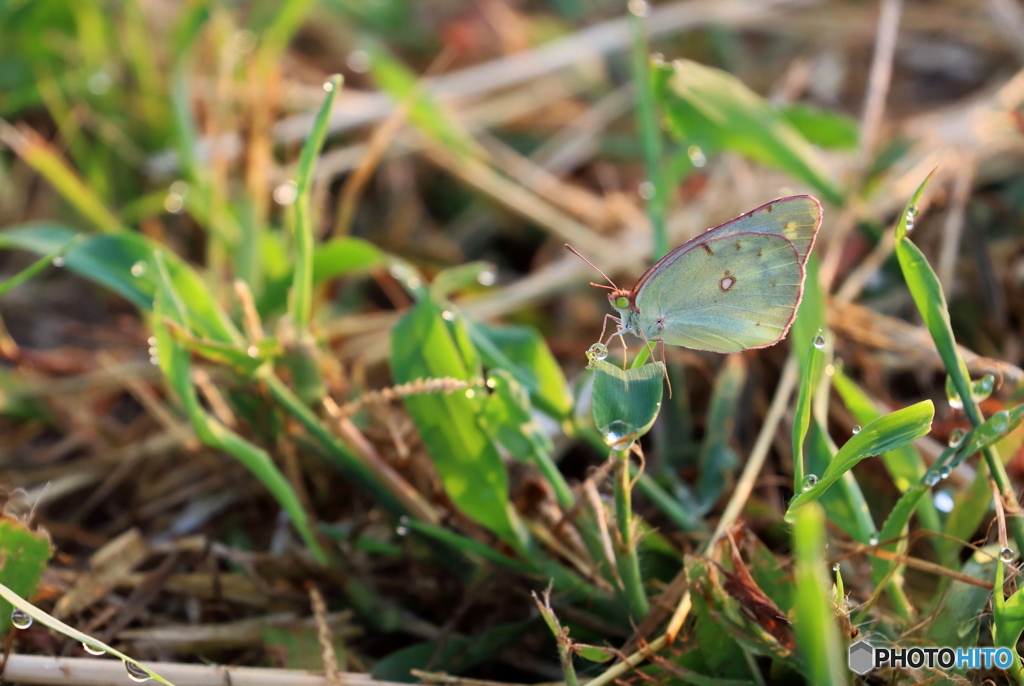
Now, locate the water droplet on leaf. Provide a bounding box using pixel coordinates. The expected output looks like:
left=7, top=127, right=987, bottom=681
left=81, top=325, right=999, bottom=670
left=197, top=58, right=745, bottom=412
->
left=813, top=335, right=826, bottom=349
left=600, top=420, right=639, bottom=450
left=832, top=563, right=840, bottom=572
left=477, top=269, right=497, bottom=286
left=396, top=516, right=410, bottom=536
left=905, top=205, right=919, bottom=232
left=125, top=661, right=151, bottom=682
left=948, top=429, right=965, bottom=447
left=868, top=534, right=879, bottom=546
left=851, top=425, right=861, bottom=435
left=1002, top=547, right=1016, bottom=563
left=587, top=343, right=609, bottom=363
left=687, top=145, right=706, bottom=168
left=939, top=465, right=951, bottom=480
left=131, top=261, right=146, bottom=277
left=82, top=642, right=106, bottom=656
left=925, top=471, right=941, bottom=486
left=11, top=609, right=31, bottom=629
left=801, top=474, right=818, bottom=491
left=945, top=375, right=964, bottom=410
left=52, top=256, right=65, bottom=268
left=990, top=410, right=1009, bottom=432
left=441, top=310, right=455, bottom=321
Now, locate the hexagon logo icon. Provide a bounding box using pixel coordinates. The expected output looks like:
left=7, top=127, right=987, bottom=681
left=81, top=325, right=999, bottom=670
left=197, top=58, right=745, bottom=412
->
left=848, top=640, right=874, bottom=675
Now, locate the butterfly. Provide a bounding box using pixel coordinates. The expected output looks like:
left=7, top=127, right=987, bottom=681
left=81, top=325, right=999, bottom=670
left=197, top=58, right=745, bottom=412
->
left=571, top=195, right=822, bottom=361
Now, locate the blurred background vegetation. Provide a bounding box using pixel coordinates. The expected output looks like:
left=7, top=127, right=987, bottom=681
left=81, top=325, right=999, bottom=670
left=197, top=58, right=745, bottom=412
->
left=3, top=0, right=1024, bottom=684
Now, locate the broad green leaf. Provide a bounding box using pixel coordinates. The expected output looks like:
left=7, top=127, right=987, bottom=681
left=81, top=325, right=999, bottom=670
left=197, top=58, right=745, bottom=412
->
left=0, top=516, right=51, bottom=634
left=791, top=503, right=846, bottom=686
left=469, top=320, right=574, bottom=420
left=785, top=401, right=934, bottom=520
left=0, top=224, right=242, bottom=344
left=311, top=237, right=386, bottom=282
left=590, top=359, right=665, bottom=451
left=781, top=104, right=858, bottom=150
left=390, top=297, right=521, bottom=547
left=654, top=60, right=844, bottom=206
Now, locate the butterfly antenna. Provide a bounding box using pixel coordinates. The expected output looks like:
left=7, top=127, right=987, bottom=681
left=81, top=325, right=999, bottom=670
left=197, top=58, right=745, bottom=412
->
left=564, top=244, right=617, bottom=289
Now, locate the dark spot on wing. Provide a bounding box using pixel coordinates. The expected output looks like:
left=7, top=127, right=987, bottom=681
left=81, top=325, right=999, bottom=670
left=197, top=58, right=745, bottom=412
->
left=757, top=247, right=763, bottom=257
left=766, top=204, right=774, bottom=213
left=734, top=241, right=741, bottom=251
left=771, top=282, right=776, bottom=287
left=756, top=322, right=761, bottom=326
left=701, top=243, right=714, bottom=255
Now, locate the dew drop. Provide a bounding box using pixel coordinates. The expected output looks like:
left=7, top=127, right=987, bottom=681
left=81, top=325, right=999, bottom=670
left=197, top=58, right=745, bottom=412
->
left=147, top=336, right=156, bottom=346
left=1002, top=547, right=1016, bottom=563
left=627, top=0, right=648, bottom=16
left=273, top=182, right=298, bottom=206
left=851, top=425, right=861, bottom=435
left=486, top=377, right=497, bottom=389
left=587, top=342, right=609, bottom=362
left=939, top=465, right=951, bottom=480
left=164, top=193, right=185, bottom=214
left=396, top=516, right=410, bottom=536
left=125, top=661, right=151, bottom=682
left=687, top=145, right=707, bottom=168
left=346, top=50, right=371, bottom=74
left=52, top=255, right=66, bottom=267
left=832, top=563, right=840, bottom=572
left=441, top=310, right=455, bottom=321
left=465, top=388, right=476, bottom=399
left=477, top=269, right=497, bottom=286
left=323, top=80, right=335, bottom=92
left=650, top=53, right=667, bottom=68
left=974, top=374, right=995, bottom=401
left=87, top=70, right=112, bottom=96
left=868, top=534, right=879, bottom=546
left=246, top=346, right=259, bottom=358
left=934, top=490, right=954, bottom=513
left=82, top=642, right=106, bottom=655
left=990, top=410, right=1009, bottom=433
left=945, top=375, right=964, bottom=410
left=813, top=335, right=826, bottom=349
left=948, top=428, right=965, bottom=447
left=802, top=474, right=818, bottom=491
left=600, top=420, right=638, bottom=450
left=10, top=609, right=31, bottom=629
left=925, top=471, right=941, bottom=487
left=131, top=261, right=146, bottom=277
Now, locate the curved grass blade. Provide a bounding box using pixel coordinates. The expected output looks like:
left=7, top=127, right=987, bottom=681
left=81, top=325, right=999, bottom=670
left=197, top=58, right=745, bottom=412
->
left=0, top=580, right=176, bottom=685
left=289, top=73, right=342, bottom=333
left=0, top=234, right=82, bottom=298
left=785, top=401, right=934, bottom=521
left=894, top=171, right=1024, bottom=555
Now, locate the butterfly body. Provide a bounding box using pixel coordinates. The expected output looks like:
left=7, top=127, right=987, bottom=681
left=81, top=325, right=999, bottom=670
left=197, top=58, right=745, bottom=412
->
left=604, top=195, right=821, bottom=354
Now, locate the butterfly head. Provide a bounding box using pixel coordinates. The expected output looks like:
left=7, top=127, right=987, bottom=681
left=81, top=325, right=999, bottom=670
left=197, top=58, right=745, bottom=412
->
left=608, top=289, right=634, bottom=313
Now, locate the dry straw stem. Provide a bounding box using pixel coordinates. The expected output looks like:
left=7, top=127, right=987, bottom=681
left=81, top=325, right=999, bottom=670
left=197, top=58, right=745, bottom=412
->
left=0, top=655, right=411, bottom=686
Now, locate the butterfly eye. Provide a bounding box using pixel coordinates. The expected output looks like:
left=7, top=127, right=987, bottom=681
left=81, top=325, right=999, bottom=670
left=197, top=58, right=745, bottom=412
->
left=614, top=295, right=630, bottom=309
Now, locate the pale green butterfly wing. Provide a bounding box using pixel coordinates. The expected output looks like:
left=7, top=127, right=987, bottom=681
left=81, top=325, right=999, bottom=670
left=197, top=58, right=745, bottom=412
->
left=695, top=194, right=821, bottom=264
left=633, top=233, right=805, bottom=353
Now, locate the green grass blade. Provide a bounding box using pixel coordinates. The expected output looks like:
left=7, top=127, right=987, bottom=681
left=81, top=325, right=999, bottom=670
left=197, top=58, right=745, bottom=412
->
left=832, top=369, right=940, bottom=533
left=289, top=74, right=341, bottom=333
left=628, top=6, right=667, bottom=259
left=785, top=401, right=934, bottom=520
left=151, top=255, right=327, bottom=564
left=792, top=335, right=824, bottom=492
left=893, top=172, right=1024, bottom=556
left=0, top=234, right=81, bottom=298
left=791, top=503, right=846, bottom=686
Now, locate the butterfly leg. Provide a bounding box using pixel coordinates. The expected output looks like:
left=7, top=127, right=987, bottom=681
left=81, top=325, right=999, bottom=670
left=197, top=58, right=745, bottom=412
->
left=598, top=313, right=621, bottom=345
left=637, top=328, right=672, bottom=399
